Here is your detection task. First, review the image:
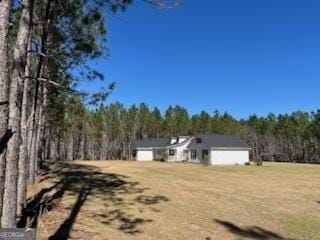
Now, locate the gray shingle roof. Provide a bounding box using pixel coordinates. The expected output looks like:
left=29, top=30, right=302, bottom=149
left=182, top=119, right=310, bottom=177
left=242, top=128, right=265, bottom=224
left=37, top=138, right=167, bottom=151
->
left=133, top=134, right=249, bottom=149
left=133, top=138, right=170, bottom=148
left=189, top=134, right=249, bottom=149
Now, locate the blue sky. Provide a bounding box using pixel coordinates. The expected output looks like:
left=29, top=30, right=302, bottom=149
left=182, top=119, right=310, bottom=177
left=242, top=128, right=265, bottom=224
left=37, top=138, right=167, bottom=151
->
left=80, top=0, right=320, bottom=119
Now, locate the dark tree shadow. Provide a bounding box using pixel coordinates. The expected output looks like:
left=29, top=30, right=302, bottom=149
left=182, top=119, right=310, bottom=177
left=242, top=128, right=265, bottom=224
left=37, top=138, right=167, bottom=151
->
left=135, top=195, right=169, bottom=205
left=215, top=219, right=290, bottom=240
left=19, top=162, right=169, bottom=240
left=95, top=209, right=153, bottom=234
left=0, top=129, right=14, bottom=154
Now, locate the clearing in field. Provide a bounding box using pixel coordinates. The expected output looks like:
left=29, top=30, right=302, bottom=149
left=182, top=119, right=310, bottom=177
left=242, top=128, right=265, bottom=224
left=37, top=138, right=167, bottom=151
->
left=20, top=161, right=320, bottom=240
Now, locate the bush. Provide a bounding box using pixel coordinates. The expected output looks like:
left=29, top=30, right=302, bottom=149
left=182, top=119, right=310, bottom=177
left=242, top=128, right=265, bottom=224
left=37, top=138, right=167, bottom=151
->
left=254, top=158, right=263, bottom=166
left=201, top=155, right=210, bottom=166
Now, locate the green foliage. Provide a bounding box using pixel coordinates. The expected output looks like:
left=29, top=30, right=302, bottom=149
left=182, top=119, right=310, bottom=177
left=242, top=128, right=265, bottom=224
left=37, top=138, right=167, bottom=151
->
left=164, top=105, right=190, bottom=135
left=201, top=152, right=210, bottom=165
left=59, top=102, right=320, bottom=162
left=40, top=0, right=134, bottom=143
left=254, top=158, right=263, bottom=166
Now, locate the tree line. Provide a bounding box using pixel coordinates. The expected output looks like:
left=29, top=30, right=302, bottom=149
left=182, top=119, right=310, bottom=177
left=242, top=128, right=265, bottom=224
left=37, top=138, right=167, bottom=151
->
left=54, top=99, right=320, bottom=164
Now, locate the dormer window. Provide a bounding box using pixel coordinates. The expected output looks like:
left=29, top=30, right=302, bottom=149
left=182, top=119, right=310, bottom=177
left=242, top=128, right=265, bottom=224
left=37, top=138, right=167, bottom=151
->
left=170, top=137, right=178, bottom=144
left=196, top=138, right=202, bottom=144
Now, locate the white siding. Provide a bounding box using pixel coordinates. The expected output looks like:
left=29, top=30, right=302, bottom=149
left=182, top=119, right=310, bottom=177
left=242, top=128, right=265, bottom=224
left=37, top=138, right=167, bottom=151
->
left=167, top=138, right=193, bottom=162
left=136, top=149, right=153, bottom=161
left=211, top=150, right=249, bottom=165
left=167, top=145, right=187, bottom=162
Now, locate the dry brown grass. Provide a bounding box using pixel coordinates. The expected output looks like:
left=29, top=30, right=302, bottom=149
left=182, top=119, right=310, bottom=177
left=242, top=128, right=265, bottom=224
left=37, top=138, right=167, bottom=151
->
left=24, top=161, right=320, bottom=240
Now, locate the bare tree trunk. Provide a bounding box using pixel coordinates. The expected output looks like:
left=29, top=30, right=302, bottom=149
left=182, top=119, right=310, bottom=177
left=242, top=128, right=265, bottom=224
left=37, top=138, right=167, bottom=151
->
left=0, top=0, right=12, bottom=223
left=36, top=83, right=47, bottom=170
left=29, top=83, right=41, bottom=183
left=35, top=108, right=42, bottom=169
left=17, top=45, right=32, bottom=217
left=29, top=0, right=52, bottom=183
left=49, top=137, right=56, bottom=161
left=44, top=128, right=50, bottom=160
left=1, top=0, right=33, bottom=227
left=27, top=113, right=33, bottom=159
left=67, top=134, right=74, bottom=161
left=28, top=123, right=37, bottom=182
left=79, top=132, right=85, bottom=160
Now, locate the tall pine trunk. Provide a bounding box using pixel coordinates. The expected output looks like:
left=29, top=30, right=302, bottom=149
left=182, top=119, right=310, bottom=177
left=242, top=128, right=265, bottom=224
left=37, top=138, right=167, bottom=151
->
left=1, top=0, right=33, bottom=227
left=29, top=83, right=41, bottom=184
left=0, top=0, right=12, bottom=223
left=36, top=83, right=46, bottom=170
left=29, top=0, right=52, bottom=183
left=17, top=43, right=32, bottom=217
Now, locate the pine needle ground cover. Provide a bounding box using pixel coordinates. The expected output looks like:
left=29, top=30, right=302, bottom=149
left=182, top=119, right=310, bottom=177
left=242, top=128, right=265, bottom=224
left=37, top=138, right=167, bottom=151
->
left=24, top=161, right=320, bottom=240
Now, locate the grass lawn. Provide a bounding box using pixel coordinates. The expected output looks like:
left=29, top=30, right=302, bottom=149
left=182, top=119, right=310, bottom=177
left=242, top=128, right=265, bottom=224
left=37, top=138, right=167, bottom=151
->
left=23, top=161, right=320, bottom=240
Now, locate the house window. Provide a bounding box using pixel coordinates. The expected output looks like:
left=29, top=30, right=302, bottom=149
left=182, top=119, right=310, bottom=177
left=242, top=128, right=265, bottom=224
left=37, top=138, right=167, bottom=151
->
left=196, top=138, right=202, bottom=144
left=169, top=149, right=176, bottom=156
left=191, top=149, right=197, bottom=159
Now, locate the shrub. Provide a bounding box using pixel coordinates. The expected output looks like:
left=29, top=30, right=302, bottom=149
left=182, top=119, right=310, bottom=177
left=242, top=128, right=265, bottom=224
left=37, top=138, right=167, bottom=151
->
left=254, top=158, right=263, bottom=166
left=201, top=155, right=210, bottom=166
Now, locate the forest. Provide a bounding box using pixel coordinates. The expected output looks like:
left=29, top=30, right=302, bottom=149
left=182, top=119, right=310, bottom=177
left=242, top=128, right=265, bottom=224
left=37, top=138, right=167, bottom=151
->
left=0, top=0, right=319, bottom=230
left=57, top=100, right=320, bottom=164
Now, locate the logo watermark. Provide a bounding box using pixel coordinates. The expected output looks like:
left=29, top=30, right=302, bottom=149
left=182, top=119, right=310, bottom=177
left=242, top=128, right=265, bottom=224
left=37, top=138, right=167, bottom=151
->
left=0, top=229, right=36, bottom=240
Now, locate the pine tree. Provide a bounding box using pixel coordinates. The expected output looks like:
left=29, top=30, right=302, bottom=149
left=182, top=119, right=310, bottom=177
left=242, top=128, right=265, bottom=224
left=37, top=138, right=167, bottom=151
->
left=0, top=0, right=12, bottom=224
left=2, top=0, right=33, bottom=227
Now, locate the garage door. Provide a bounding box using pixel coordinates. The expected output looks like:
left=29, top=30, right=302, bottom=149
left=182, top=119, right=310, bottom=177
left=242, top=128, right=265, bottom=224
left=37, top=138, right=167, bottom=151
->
left=136, top=150, right=153, bottom=161
left=211, top=150, right=249, bottom=165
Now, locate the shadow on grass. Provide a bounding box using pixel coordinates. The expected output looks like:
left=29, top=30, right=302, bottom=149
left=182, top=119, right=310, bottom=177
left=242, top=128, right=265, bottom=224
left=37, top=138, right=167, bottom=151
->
left=136, top=195, right=169, bottom=205
left=215, top=219, right=291, bottom=240
left=18, top=162, right=169, bottom=239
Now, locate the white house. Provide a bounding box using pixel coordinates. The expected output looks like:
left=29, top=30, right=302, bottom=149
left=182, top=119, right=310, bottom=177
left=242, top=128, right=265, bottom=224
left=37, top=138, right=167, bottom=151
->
left=133, top=134, right=251, bottom=165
